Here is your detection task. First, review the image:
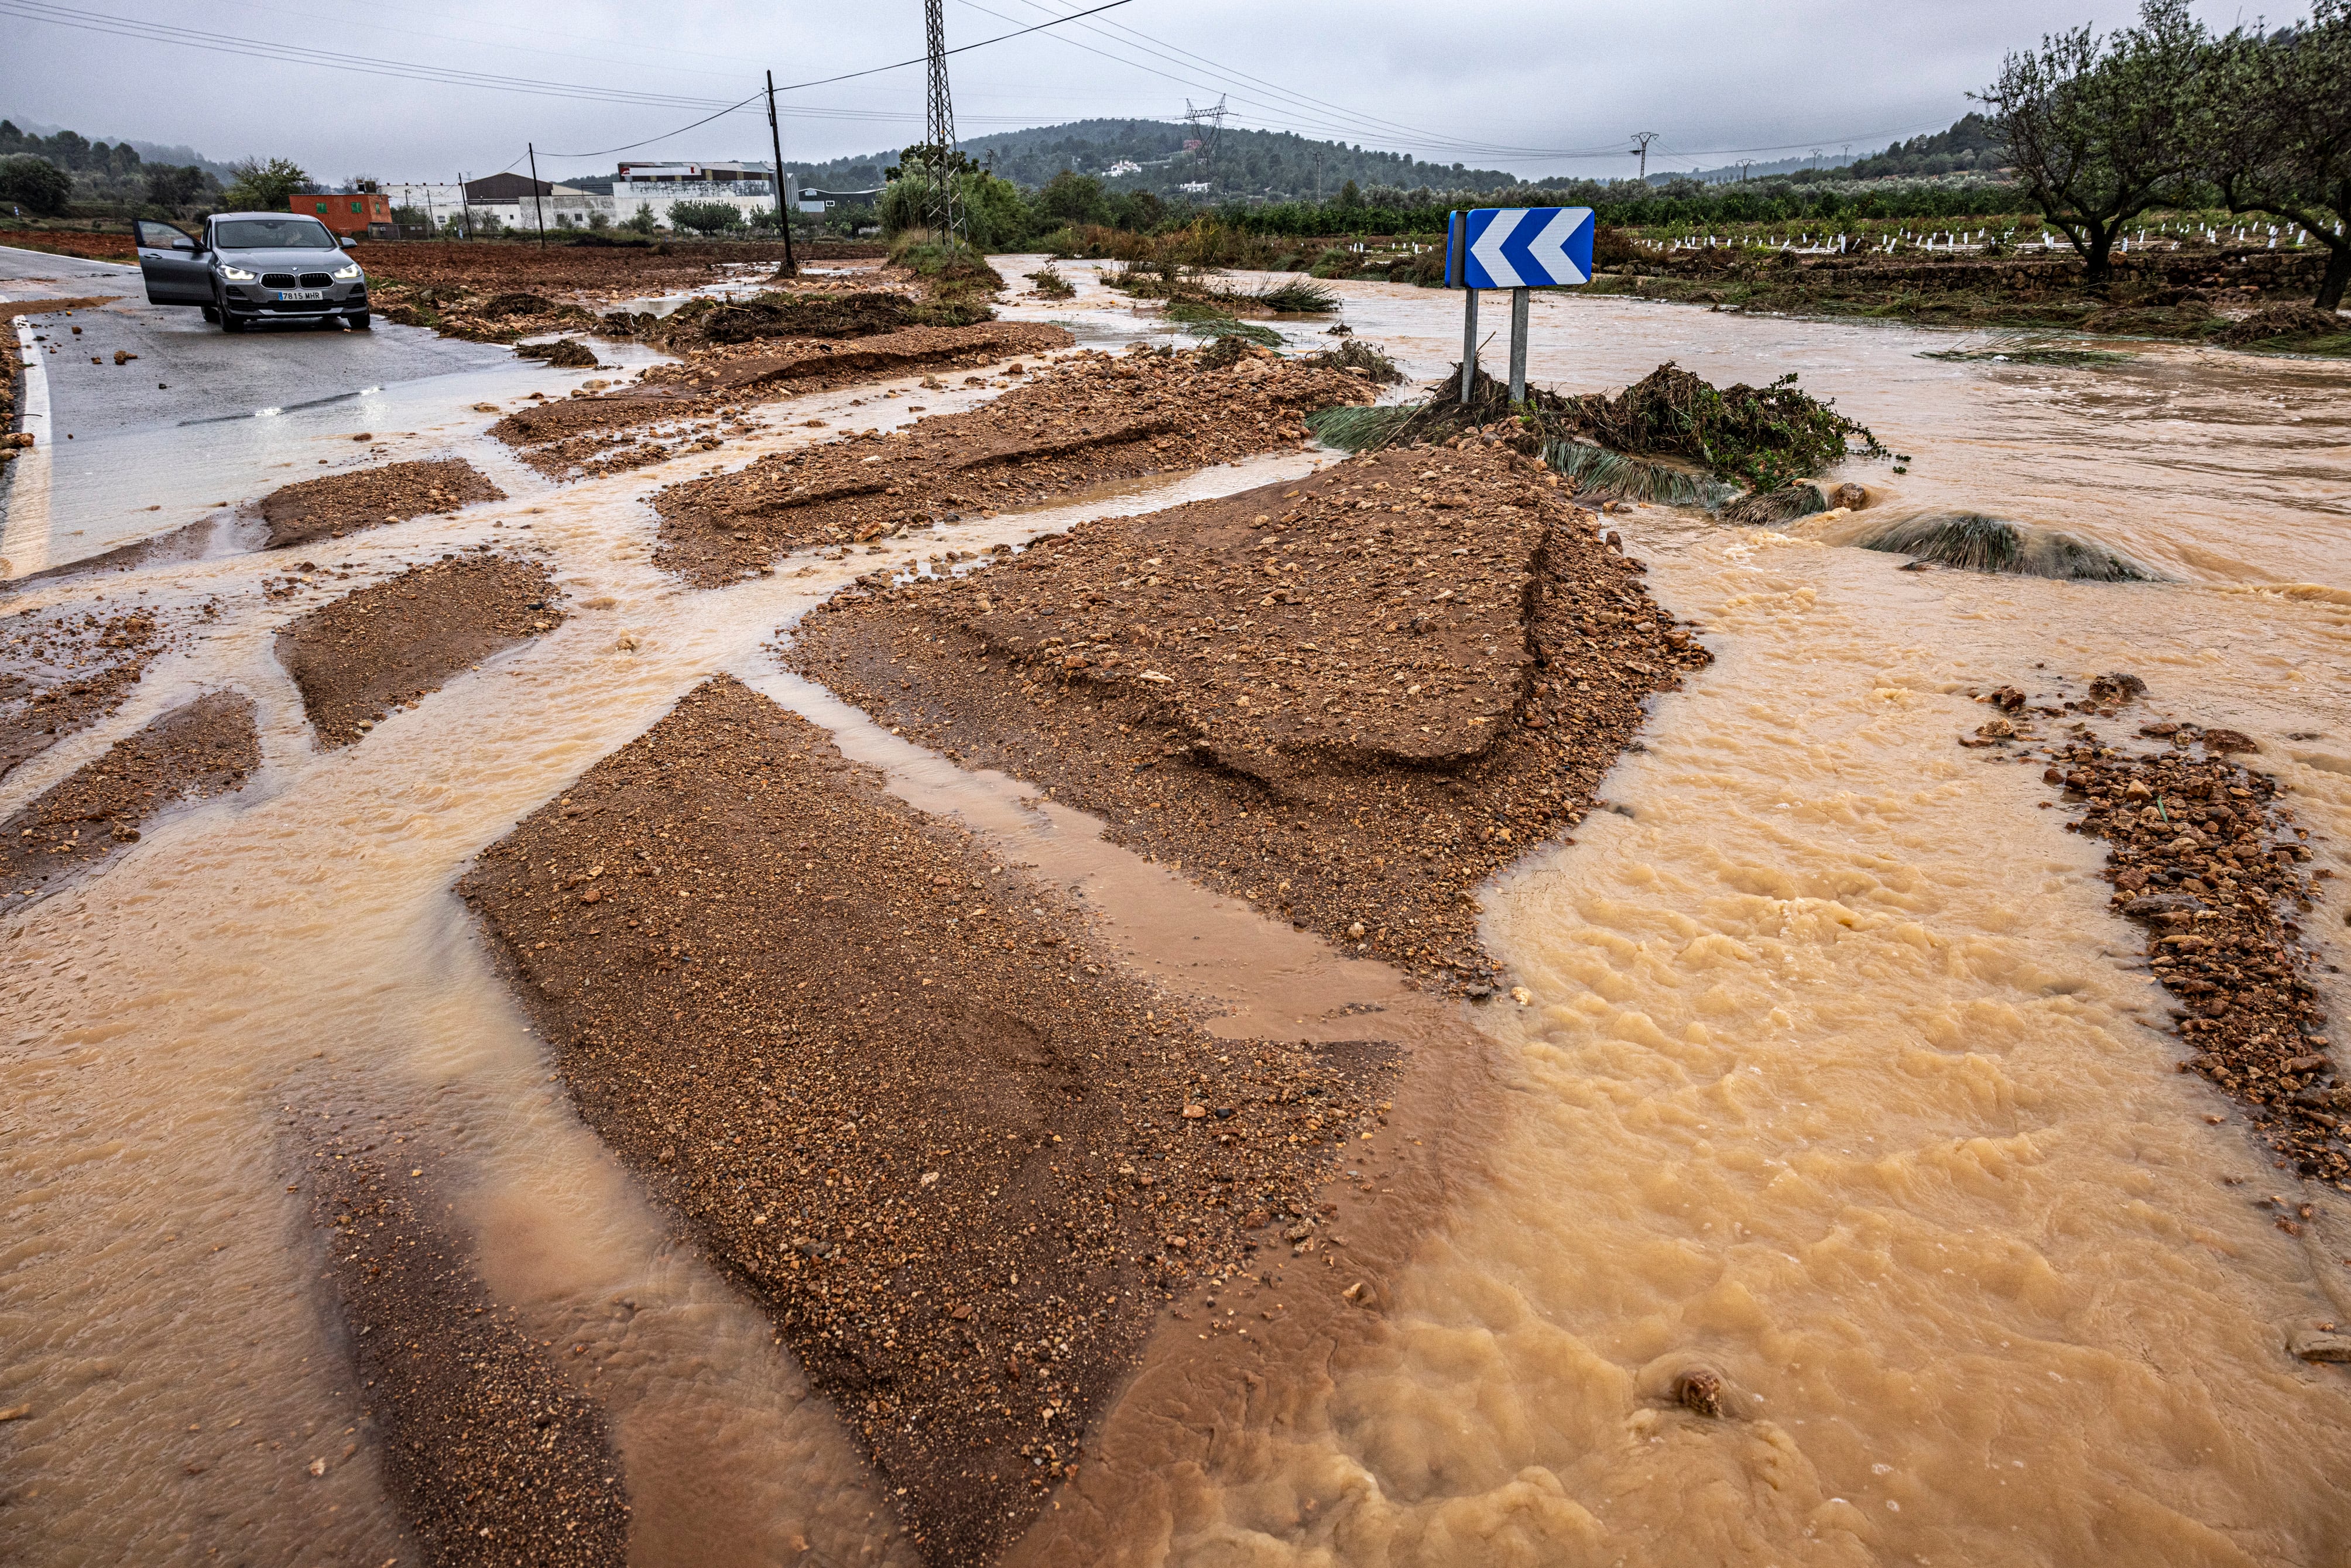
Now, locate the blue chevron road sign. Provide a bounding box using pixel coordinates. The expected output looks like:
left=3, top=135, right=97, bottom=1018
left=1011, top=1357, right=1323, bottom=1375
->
left=1445, top=207, right=1596, bottom=289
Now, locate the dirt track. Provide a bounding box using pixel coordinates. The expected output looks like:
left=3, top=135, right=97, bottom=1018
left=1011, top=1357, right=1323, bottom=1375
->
left=457, top=677, right=1394, bottom=1565
left=788, top=441, right=1712, bottom=990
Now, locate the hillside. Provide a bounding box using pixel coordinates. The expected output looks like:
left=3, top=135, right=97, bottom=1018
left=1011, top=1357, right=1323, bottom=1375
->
left=786, top=118, right=1520, bottom=200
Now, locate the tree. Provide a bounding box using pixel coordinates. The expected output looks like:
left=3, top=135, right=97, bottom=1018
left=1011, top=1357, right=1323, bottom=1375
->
left=1975, top=0, right=2205, bottom=284
left=1034, top=169, right=1108, bottom=227
left=224, top=156, right=310, bottom=210
left=0, top=155, right=74, bottom=216
left=144, top=163, right=211, bottom=211
left=667, top=200, right=746, bottom=236
left=2199, top=2, right=2351, bottom=310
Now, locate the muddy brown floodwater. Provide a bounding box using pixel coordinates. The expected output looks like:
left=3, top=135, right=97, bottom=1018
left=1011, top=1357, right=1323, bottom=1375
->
left=1, top=259, right=2347, bottom=1567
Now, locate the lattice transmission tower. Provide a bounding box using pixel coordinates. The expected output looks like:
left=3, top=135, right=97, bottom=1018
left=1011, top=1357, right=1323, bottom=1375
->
left=923, top=0, right=962, bottom=242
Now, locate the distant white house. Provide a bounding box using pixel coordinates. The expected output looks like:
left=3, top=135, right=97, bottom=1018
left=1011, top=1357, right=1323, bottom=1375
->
left=1105, top=160, right=1142, bottom=177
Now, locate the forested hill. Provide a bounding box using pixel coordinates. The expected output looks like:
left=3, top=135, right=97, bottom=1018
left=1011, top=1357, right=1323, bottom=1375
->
left=786, top=119, right=1521, bottom=200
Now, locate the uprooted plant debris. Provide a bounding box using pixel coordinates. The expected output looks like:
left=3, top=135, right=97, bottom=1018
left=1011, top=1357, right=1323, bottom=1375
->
left=786, top=442, right=1712, bottom=991
left=650, top=342, right=1378, bottom=588
left=1963, top=676, right=2338, bottom=1184
left=2, top=691, right=259, bottom=900
left=490, top=322, right=1074, bottom=480
left=258, top=458, right=508, bottom=549
left=275, top=552, right=564, bottom=747
left=457, top=677, right=1395, bottom=1565
left=302, top=1123, right=632, bottom=1567
left=1, top=595, right=214, bottom=781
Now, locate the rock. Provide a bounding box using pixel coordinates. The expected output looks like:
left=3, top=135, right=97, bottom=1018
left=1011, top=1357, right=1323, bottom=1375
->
left=1830, top=482, right=1867, bottom=510
left=2087, top=671, right=2146, bottom=705
left=2203, top=729, right=2260, bottom=754
left=1346, top=921, right=1366, bottom=939
left=2122, top=893, right=2205, bottom=918
left=1181, top=1104, right=1208, bottom=1120
left=2287, top=1328, right=2351, bottom=1363
left=1674, top=1367, right=1725, bottom=1416
left=1510, top=986, right=1533, bottom=1006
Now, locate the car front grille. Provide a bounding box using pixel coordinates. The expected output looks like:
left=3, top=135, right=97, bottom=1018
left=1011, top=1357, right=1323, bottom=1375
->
left=299, top=272, right=333, bottom=288
left=261, top=272, right=296, bottom=287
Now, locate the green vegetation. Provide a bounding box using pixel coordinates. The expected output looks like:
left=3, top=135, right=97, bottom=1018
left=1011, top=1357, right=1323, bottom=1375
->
left=1848, top=512, right=2162, bottom=580
left=1024, top=265, right=1076, bottom=299
left=665, top=200, right=746, bottom=237
left=223, top=156, right=310, bottom=211
left=0, top=153, right=72, bottom=216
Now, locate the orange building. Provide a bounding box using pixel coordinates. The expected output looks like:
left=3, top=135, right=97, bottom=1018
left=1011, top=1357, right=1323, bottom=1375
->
left=285, top=191, right=395, bottom=239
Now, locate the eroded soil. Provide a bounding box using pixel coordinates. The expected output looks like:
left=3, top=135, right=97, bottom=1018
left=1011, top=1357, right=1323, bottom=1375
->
left=2, top=691, right=258, bottom=899
left=455, top=677, right=1395, bottom=1565
left=303, top=1127, right=632, bottom=1566
left=1, top=593, right=214, bottom=780
left=275, top=552, right=563, bottom=748
left=787, top=441, right=1711, bottom=990
left=652, top=344, right=1377, bottom=588
left=259, top=458, right=508, bottom=550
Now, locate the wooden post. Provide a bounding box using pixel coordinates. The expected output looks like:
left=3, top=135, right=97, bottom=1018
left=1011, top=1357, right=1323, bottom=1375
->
left=1461, top=289, right=1478, bottom=407
left=767, top=70, right=796, bottom=276
left=1507, top=286, right=1530, bottom=405
left=527, top=143, right=547, bottom=248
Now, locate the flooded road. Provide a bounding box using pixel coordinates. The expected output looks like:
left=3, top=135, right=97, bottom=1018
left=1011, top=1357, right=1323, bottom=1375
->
left=5, top=257, right=2349, bottom=1564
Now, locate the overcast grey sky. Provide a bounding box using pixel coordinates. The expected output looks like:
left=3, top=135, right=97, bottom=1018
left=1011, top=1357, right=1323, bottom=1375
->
left=0, top=0, right=2292, bottom=185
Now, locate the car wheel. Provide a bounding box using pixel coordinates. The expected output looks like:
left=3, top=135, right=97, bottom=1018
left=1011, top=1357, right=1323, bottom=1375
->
left=220, top=308, right=248, bottom=334
left=346, top=310, right=372, bottom=330
left=200, top=303, right=220, bottom=323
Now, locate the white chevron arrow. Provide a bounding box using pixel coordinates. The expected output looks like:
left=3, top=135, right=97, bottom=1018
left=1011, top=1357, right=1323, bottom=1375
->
left=1524, top=208, right=1588, bottom=285
left=1468, top=208, right=1526, bottom=288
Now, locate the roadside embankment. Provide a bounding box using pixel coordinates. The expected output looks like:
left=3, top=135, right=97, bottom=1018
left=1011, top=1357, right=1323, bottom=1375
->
left=275, top=552, right=563, bottom=747
left=2, top=690, right=257, bottom=900
left=786, top=441, right=1711, bottom=993
left=456, top=677, right=1396, bottom=1564
left=650, top=342, right=1376, bottom=587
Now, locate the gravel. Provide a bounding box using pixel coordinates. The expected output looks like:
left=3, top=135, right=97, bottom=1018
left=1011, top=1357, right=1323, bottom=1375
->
left=259, top=458, right=508, bottom=550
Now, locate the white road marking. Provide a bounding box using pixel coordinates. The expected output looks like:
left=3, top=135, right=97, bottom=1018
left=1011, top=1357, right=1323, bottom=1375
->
left=2, top=305, right=54, bottom=578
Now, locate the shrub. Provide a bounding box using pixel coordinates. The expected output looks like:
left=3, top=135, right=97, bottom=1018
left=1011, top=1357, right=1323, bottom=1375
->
left=668, top=201, right=746, bottom=237
left=0, top=155, right=73, bottom=216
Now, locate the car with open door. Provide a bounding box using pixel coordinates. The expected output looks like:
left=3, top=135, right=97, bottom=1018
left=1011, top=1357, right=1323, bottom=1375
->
left=133, top=212, right=372, bottom=332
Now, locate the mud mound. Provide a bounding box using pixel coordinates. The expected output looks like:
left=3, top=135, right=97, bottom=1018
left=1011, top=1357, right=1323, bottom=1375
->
left=787, top=444, right=1712, bottom=990
left=2081, top=298, right=2219, bottom=337
left=2, top=692, right=258, bottom=900
left=1, top=595, right=207, bottom=781
left=2021, top=704, right=2339, bottom=1182
left=275, top=553, right=563, bottom=747
left=1849, top=510, right=2160, bottom=581
left=304, top=1133, right=630, bottom=1566
left=489, top=322, right=1072, bottom=480
left=259, top=458, right=507, bottom=549
left=457, top=677, right=1393, bottom=1564
left=650, top=345, right=1375, bottom=587
left=2212, top=303, right=2347, bottom=348
left=514, top=337, right=600, bottom=367
left=685, top=290, right=920, bottom=344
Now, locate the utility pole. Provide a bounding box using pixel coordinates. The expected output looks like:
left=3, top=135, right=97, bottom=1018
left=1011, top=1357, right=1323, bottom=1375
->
left=1737, top=159, right=1754, bottom=183
left=1629, top=131, right=1658, bottom=183
left=922, top=0, right=961, bottom=245
left=457, top=170, right=471, bottom=239
left=767, top=68, right=796, bottom=275
left=526, top=143, right=547, bottom=248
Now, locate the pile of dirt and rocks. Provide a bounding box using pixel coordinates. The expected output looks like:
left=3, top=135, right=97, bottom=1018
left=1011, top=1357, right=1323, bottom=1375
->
left=786, top=442, right=1713, bottom=991
left=258, top=458, right=507, bottom=548
left=1, top=594, right=214, bottom=780
left=275, top=553, right=563, bottom=747
left=513, top=337, right=601, bottom=368
left=301, top=1120, right=632, bottom=1567
left=489, top=322, right=1074, bottom=481
left=650, top=343, right=1379, bottom=587
left=628, top=289, right=928, bottom=349
left=2, top=691, right=259, bottom=901
left=2211, top=302, right=2349, bottom=349
left=457, top=677, right=1394, bottom=1564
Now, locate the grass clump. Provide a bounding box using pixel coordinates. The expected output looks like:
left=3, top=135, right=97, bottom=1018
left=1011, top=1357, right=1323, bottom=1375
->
left=1296, top=338, right=1404, bottom=383
left=1849, top=512, right=2161, bottom=581
left=1249, top=279, right=1339, bottom=314
left=1163, top=300, right=1281, bottom=347
left=1024, top=265, right=1076, bottom=300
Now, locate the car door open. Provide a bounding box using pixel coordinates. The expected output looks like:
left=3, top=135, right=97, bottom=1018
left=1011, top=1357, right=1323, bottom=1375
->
left=133, top=220, right=213, bottom=306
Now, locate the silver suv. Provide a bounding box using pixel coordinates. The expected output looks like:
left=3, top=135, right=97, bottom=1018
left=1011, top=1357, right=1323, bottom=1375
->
left=134, top=212, right=372, bottom=332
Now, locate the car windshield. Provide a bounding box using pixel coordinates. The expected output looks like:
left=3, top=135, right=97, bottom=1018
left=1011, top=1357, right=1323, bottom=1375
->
left=213, top=218, right=340, bottom=251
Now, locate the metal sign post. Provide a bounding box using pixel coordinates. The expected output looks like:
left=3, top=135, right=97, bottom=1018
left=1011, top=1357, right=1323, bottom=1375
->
left=1445, top=206, right=1596, bottom=409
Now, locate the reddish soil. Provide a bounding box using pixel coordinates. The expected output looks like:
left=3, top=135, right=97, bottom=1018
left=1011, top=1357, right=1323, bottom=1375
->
left=0, top=295, right=112, bottom=326
left=650, top=344, right=1378, bottom=588
left=258, top=458, right=507, bottom=549
left=786, top=441, right=1712, bottom=991
left=489, top=322, right=1074, bottom=480
left=2, top=691, right=259, bottom=900
left=275, top=553, right=563, bottom=748
left=1, top=593, right=215, bottom=781
left=457, top=677, right=1394, bottom=1566
left=2002, top=689, right=2342, bottom=1182
left=0, top=231, right=133, bottom=260
left=302, top=1126, right=631, bottom=1566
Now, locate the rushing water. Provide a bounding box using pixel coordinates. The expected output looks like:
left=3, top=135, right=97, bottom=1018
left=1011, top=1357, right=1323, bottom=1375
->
left=4, top=259, right=2348, bottom=1566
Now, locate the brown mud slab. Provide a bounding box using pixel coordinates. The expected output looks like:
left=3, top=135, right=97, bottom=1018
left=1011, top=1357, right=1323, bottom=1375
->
left=456, top=676, right=1400, bottom=1565
left=784, top=442, right=1709, bottom=991
left=651, top=345, right=1377, bottom=588
left=276, top=553, right=563, bottom=749
left=1996, top=689, right=2341, bottom=1183
left=2, top=691, right=258, bottom=899
left=1, top=516, right=237, bottom=591
left=490, top=323, right=1075, bottom=481
left=259, top=458, right=509, bottom=550
left=1, top=593, right=216, bottom=781
left=301, top=1127, right=631, bottom=1566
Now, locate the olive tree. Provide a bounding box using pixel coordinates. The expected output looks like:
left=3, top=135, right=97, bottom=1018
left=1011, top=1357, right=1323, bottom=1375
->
left=1976, top=0, right=2205, bottom=284
left=2199, top=1, right=2351, bottom=310
left=224, top=156, right=310, bottom=211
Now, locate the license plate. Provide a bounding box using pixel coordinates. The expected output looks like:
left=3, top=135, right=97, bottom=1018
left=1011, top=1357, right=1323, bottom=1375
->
left=276, top=289, right=324, bottom=301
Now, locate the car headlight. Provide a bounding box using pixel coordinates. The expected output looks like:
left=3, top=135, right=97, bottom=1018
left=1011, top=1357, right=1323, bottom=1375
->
left=219, top=264, right=258, bottom=281
left=333, top=262, right=362, bottom=281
